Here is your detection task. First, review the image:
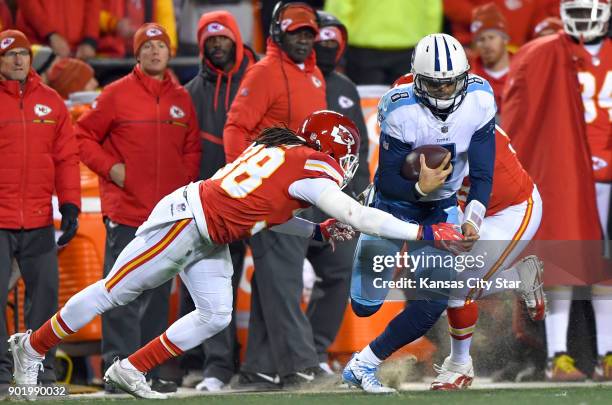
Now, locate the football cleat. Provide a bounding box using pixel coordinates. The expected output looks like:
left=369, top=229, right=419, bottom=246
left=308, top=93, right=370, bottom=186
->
left=8, top=330, right=44, bottom=392
left=104, top=358, right=167, bottom=399
left=516, top=255, right=547, bottom=321
left=545, top=353, right=586, bottom=382
left=342, top=353, right=396, bottom=394
left=592, top=352, right=612, bottom=382
left=430, top=356, right=474, bottom=390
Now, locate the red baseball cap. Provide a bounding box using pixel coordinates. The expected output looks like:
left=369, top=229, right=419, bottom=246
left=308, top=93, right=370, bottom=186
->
left=279, top=4, right=318, bottom=34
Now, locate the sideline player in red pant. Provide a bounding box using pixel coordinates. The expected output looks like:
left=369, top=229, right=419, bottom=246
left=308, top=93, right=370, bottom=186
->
left=9, top=110, right=463, bottom=399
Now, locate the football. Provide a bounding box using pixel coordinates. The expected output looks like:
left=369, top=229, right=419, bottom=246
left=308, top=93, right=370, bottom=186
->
left=401, top=145, right=451, bottom=181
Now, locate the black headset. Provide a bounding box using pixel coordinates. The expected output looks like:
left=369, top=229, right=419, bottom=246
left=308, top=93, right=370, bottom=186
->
left=269, top=1, right=320, bottom=44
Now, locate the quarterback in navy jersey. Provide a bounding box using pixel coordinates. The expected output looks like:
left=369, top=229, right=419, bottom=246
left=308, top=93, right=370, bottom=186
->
left=343, top=33, right=496, bottom=393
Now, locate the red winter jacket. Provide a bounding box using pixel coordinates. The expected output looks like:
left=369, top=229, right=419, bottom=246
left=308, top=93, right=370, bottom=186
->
left=223, top=39, right=326, bottom=162
left=0, top=70, right=80, bottom=229
left=16, top=0, right=100, bottom=50
left=76, top=66, right=200, bottom=227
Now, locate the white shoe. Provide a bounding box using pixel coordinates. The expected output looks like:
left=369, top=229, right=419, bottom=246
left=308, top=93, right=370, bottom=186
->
left=342, top=353, right=396, bottom=394
left=195, top=377, right=225, bottom=392
left=516, top=255, right=547, bottom=321
left=8, top=331, right=44, bottom=389
left=318, top=362, right=334, bottom=375
left=430, top=356, right=474, bottom=390
left=103, top=359, right=167, bottom=399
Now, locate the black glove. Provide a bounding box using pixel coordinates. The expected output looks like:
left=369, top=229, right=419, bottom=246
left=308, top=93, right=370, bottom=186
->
left=57, top=203, right=79, bottom=246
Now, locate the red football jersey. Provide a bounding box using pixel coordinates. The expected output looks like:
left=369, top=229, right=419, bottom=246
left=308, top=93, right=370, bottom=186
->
left=392, top=73, right=414, bottom=87
left=459, top=126, right=534, bottom=216
left=199, top=143, right=343, bottom=244
left=573, top=39, right=612, bottom=182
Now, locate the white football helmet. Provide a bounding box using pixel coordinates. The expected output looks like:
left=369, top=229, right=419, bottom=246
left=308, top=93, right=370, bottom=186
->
left=411, top=33, right=470, bottom=117
left=561, top=0, right=611, bottom=42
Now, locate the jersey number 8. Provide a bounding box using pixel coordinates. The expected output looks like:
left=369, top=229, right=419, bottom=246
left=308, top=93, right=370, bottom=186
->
left=211, top=144, right=286, bottom=198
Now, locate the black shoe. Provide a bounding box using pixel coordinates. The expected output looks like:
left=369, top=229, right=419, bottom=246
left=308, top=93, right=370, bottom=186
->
left=283, top=366, right=339, bottom=389
left=233, top=371, right=282, bottom=391
left=104, top=382, right=120, bottom=394
left=148, top=378, right=178, bottom=393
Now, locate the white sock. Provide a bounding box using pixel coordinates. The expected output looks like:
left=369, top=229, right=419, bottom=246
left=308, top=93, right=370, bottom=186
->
left=23, top=335, right=44, bottom=358
left=592, top=285, right=612, bottom=356
left=450, top=336, right=472, bottom=364
left=120, top=358, right=138, bottom=371
left=358, top=345, right=382, bottom=367
left=544, top=287, right=572, bottom=358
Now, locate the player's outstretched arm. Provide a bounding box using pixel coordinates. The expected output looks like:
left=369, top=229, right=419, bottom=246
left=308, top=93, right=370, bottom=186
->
left=289, top=178, right=464, bottom=244
left=315, top=183, right=419, bottom=240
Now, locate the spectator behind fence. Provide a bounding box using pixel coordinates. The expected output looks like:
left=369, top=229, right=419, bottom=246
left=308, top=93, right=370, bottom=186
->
left=45, top=57, right=98, bottom=99
left=444, top=0, right=560, bottom=51
left=469, top=3, right=510, bottom=116
left=75, top=23, right=201, bottom=393
left=0, top=29, right=80, bottom=387
left=180, top=10, right=257, bottom=392
left=295, top=9, right=370, bottom=372
left=324, top=0, right=442, bottom=85
left=29, top=46, right=98, bottom=99
left=98, top=0, right=177, bottom=57
left=223, top=2, right=327, bottom=389
left=16, top=0, right=101, bottom=59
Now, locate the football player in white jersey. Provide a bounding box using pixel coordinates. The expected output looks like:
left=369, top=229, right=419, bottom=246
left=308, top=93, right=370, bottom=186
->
left=343, top=33, right=497, bottom=393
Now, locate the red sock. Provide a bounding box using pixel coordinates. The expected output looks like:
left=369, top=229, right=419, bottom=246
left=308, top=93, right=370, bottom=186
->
left=30, top=312, right=75, bottom=355
left=128, top=333, right=184, bottom=373
left=447, top=302, right=479, bottom=340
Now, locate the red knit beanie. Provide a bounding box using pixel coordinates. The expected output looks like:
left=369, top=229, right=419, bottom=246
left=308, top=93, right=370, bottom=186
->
left=133, top=23, right=171, bottom=56
left=0, top=29, right=31, bottom=56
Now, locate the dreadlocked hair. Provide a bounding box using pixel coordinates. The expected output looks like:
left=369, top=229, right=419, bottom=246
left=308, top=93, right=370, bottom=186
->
left=254, top=125, right=311, bottom=148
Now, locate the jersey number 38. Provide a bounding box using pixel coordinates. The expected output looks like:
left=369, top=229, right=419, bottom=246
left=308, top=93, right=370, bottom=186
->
left=211, top=144, right=286, bottom=198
